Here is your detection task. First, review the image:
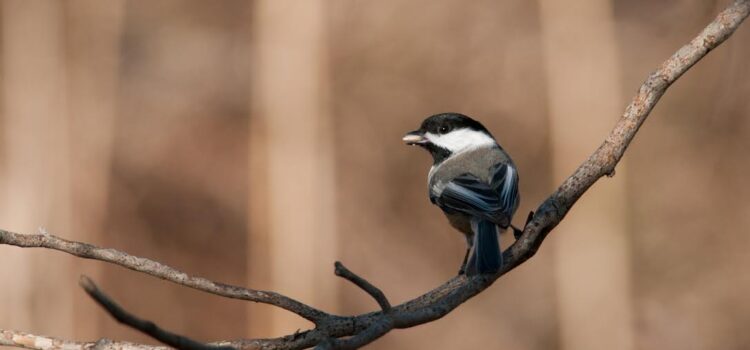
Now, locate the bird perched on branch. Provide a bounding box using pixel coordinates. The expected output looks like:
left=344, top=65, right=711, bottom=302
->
left=403, top=113, right=520, bottom=275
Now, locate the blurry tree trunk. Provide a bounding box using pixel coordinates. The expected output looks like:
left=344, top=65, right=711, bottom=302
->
left=538, top=1, right=635, bottom=350
left=0, top=0, right=72, bottom=336
left=248, top=0, right=338, bottom=336
left=64, top=0, right=123, bottom=340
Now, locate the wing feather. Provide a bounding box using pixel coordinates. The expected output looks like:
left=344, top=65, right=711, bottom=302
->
left=436, top=164, right=519, bottom=227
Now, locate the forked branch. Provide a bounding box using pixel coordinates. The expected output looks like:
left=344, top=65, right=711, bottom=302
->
left=0, top=0, right=748, bottom=349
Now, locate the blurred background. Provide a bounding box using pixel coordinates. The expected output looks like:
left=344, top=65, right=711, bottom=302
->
left=0, top=0, right=749, bottom=349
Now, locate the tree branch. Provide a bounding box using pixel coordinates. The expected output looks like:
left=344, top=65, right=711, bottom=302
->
left=79, top=276, right=234, bottom=350
left=0, top=329, right=167, bottom=350
left=0, top=228, right=329, bottom=324
left=0, top=1, right=747, bottom=349
left=333, top=262, right=391, bottom=313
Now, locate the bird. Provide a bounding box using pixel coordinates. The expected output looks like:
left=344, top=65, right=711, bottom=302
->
left=403, top=113, right=520, bottom=276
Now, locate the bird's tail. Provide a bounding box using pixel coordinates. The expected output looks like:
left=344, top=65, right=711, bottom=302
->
left=466, top=219, right=502, bottom=276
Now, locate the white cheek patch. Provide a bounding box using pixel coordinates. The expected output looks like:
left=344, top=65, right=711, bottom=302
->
left=425, top=129, right=496, bottom=153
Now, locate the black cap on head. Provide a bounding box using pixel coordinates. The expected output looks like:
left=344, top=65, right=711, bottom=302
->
left=417, top=113, right=491, bottom=136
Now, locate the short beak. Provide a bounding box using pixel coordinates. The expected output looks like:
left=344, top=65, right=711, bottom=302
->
left=402, top=131, right=427, bottom=145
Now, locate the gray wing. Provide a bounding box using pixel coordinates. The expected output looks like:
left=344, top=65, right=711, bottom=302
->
left=436, top=163, right=519, bottom=228
left=489, top=162, right=520, bottom=218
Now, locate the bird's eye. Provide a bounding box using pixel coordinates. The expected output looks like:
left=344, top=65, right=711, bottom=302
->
left=439, top=126, right=450, bottom=134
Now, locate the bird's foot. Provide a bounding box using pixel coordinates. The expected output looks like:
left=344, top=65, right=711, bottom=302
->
left=511, top=211, right=535, bottom=240
left=512, top=226, right=523, bottom=240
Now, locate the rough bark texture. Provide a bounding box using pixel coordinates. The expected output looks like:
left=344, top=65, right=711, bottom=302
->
left=0, top=0, right=748, bottom=349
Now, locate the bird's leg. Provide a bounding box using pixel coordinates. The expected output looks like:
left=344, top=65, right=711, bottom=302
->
left=525, top=210, right=534, bottom=226
left=511, top=211, right=535, bottom=240
left=458, top=248, right=471, bottom=275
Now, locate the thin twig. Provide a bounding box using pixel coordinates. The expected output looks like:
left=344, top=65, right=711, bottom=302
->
left=319, top=262, right=394, bottom=350
left=333, top=262, right=391, bottom=312
left=0, top=228, right=328, bottom=324
left=79, top=276, right=235, bottom=350
left=0, top=329, right=167, bottom=350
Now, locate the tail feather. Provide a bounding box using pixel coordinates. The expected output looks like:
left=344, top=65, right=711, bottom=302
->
left=466, top=219, right=502, bottom=276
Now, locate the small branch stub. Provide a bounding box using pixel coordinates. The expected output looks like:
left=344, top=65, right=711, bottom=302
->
left=334, top=261, right=391, bottom=313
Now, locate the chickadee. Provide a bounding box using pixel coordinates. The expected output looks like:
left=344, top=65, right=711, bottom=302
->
left=403, top=113, right=520, bottom=276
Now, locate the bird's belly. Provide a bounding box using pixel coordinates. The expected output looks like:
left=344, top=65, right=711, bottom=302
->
left=444, top=211, right=473, bottom=243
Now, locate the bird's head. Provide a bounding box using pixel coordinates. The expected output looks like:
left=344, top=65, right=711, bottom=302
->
left=403, top=113, right=496, bottom=164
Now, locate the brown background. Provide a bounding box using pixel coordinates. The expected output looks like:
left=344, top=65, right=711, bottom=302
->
left=0, top=1, right=749, bottom=349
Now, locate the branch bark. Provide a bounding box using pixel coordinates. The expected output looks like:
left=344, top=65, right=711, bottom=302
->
left=79, top=276, right=234, bottom=350
left=333, top=261, right=391, bottom=313
left=0, top=329, right=166, bottom=350
left=0, top=228, right=329, bottom=323
left=0, top=1, right=747, bottom=349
